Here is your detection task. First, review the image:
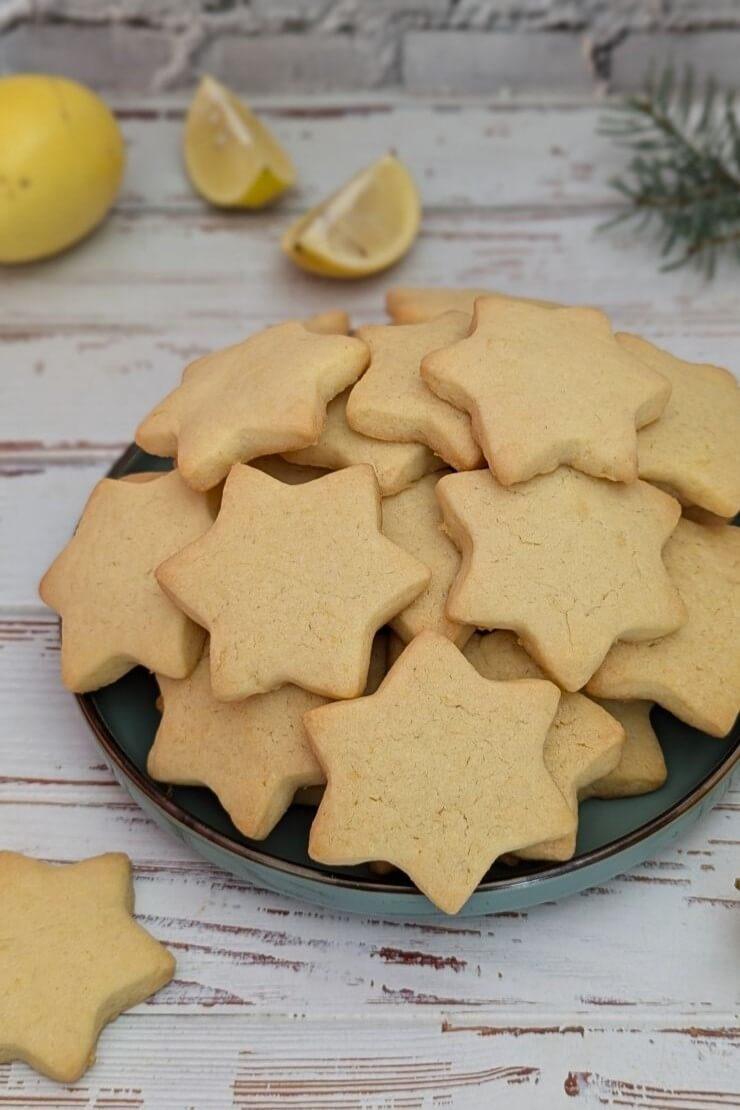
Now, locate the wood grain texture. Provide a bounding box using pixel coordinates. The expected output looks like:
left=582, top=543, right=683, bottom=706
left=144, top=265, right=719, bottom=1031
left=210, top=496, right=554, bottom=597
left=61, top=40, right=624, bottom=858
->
left=1, top=94, right=737, bottom=1105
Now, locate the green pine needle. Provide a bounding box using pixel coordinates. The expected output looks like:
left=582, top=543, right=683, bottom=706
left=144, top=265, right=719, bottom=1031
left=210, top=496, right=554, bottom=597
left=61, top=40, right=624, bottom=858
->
left=600, top=66, right=740, bottom=277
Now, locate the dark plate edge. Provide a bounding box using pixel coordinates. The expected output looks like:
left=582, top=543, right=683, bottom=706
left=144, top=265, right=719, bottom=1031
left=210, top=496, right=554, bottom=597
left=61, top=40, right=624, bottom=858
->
left=76, top=688, right=739, bottom=897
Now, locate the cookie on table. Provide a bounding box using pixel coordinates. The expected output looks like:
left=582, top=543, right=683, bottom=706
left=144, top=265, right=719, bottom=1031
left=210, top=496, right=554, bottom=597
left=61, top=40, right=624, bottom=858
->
left=157, top=464, right=430, bottom=701
left=437, top=467, right=685, bottom=691
left=149, top=653, right=325, bottom=839
left=584, top=700, right=666, bottom=799
left=136, top=321, right=369, bottom=491
left=382, top=471, right=474, bottom=647
left=304, top=630, right=574, bottom=914
left=39, top=469, right=216, bottom=692
left=0, top=853, right=174, bottom=1083
left=616, top=333, right=740, bottom=519
left=421, top=298, right=671, bottom=486
left=463, top=632, right=624, bottom=860
left=385, top=286, right=557, bottom=324
left=348, top=313, right=483, bottom=470
left=283, top=388, right=444, bottom=495
left=588, top=519, right=740, bottom=738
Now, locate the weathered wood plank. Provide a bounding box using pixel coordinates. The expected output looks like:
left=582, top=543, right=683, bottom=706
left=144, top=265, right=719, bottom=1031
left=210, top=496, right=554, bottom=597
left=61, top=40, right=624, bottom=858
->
left=0, top=620, right=737, bottom=1018
left=4, top=208, right=739, bottom=335
left=0, top=1014, right=737, bottom=1108
left=113, top=99, right=623, bottom=215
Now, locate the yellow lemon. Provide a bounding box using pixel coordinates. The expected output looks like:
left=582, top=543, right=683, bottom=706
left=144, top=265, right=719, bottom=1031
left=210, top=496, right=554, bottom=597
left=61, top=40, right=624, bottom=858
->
left=0, top=74, right=125, bottom=264
left=282, top=154, right=421, bottom=279
left=184, top=76, right=295, bottom=208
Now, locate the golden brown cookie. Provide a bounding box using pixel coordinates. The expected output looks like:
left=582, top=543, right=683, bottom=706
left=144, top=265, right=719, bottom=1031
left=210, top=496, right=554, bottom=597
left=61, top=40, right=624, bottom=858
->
left=149, top=654, right=325, bottom=839
left=157, top=464, right=430, bottom=701
left=304, top=309, right=351, bottom=335
left=348, top=313, right=483, bottom=470
left=421, top=298, right=671, bottom=485
left=381, top=472, right=474, bottom=647
left=585, top=700, right=666, bottom=798
left=39, top=469, right=216, bottom=692
left=0, top=853, right=174, bottom=1083
left=283, top=387, right=445, bottom=495
left=437, top=466, right=685, bottom=691
left=385, top=286, right=557, bottom=324
left=587, top=519, right=740, bottom=737
left=304, top=630, right=573, bottom=914
left=463, top=632, right=624, bottom=859
left=617, top=333, right=740, bottom=518
left=136, top=321, right=369, bottom=490
left=290, top=631, right=387, bottom=809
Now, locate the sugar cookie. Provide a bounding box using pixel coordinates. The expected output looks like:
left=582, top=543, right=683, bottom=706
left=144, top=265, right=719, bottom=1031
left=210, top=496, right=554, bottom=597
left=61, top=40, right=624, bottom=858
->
left=385, top=286, right=556, bottom=324
left=349, top=313, right=483, bottom=470
left=0, top=853, right=174, bottom=1083
left=617, top=333, right=740, bottom=518
left=283, top=387, right=444, bottom=495
left=305, top=630, right=573, bottom=914
left=149, top=654, right=325, bottom=839
left=585, top=700, right=666, bottom=798
left=463, top=632, right=624, bottom=859
left=382, top=471, right=473, bottom=646
left=40, top=469, right=216, bottom=692
left=422, top=298, right=671, bottom=485
left=588, top=520, right=740, bottom=737
left=157, top=464, right=430, bottom=701
left=437, top=466, right=685, bottom=691
left=136, top=322, right=369, bottom=490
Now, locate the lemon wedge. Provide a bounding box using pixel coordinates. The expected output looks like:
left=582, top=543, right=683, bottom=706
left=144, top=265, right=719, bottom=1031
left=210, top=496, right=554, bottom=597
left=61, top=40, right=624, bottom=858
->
left=282, top=154, right=421, bottom=279
left=184, top=76, right=295, bottom=209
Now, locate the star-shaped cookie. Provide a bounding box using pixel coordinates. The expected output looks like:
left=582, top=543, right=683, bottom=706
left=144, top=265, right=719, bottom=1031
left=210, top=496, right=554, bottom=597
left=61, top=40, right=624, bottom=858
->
left=304, top=630, right=574, bottom=914
left=385, top=286, right=557, bottom=324
left=39, top=469, right=216, bottom=692
left=587, top=519, right=740, bottom=737
left=463, top=632, right=624, bottom=859
left=348, top=313, right=483, bottom=470
left=421, top=298, right=671, bottom=485
left=617, top=333, right=740, bottom=518
left=157, top=464, right=430, bottom=701
left=437, top=467, right=686, bottom=691
left=0, top=853, right=174, bottom=1083
left=149, top=654, right=325, bottom=839
left=585, top=699, right=666, bottom=798
left=381, top=472, right=474, bottom=647
left=283, top=387, right=445, bottom=495
left=136, top=321, right=369, bottom=490
left=304, top=308, right=350, bottom=335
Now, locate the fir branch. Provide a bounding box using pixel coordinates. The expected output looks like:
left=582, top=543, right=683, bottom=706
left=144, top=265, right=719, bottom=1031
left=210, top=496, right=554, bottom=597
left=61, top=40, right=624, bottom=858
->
left=600, top=66, right=740, bottom=277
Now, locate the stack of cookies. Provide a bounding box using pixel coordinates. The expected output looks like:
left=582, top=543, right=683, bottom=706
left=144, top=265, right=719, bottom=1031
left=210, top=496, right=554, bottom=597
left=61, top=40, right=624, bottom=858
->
left=41, top=288, right=740, bottom=914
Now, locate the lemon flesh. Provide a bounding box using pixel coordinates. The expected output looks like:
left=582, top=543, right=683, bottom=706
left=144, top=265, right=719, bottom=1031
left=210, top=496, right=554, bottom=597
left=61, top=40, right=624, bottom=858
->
left=0, top=74, right=125, bottom=264
left=184, top=76, right=295, bottom=209
left=282, top=154, right=421, bottom=279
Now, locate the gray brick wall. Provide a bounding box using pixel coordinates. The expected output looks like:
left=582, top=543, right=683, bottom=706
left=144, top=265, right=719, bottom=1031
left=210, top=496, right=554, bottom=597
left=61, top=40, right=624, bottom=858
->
left=1, top=0, right=739, bottom=93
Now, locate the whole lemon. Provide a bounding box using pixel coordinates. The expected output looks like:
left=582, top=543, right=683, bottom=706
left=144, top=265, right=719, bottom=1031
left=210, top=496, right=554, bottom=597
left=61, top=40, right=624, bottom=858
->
left=0, top=74, right=125, bottom=264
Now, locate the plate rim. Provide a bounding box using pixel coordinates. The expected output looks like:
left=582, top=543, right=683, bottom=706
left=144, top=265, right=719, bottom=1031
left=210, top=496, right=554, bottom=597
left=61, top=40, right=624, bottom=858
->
left=72, top=443, right=740, bottom=902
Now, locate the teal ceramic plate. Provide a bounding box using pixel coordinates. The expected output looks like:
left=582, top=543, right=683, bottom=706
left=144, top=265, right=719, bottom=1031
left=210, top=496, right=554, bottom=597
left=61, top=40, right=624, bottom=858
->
left=77, top=446, right=739, bottom=918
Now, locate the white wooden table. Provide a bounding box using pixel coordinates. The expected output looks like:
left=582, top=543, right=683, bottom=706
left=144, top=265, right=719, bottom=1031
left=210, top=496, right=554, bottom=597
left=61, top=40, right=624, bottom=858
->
left=1, top=94, right=738, bottom=1109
